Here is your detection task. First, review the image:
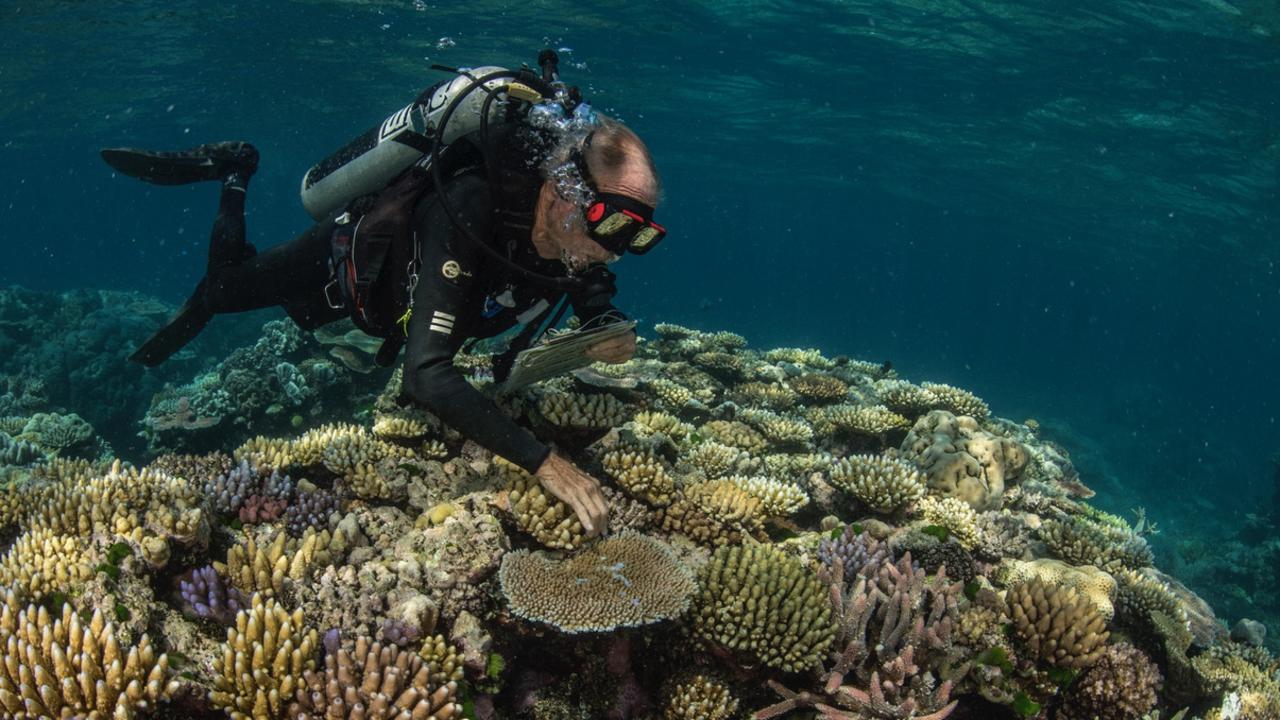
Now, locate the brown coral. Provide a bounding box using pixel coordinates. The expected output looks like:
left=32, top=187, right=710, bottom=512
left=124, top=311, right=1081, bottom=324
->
left=1058, top=642, right=1162, bottom=720
left=1005, top=578, right=1109, bottom=668
left=288, top=634, right=462, bottom=719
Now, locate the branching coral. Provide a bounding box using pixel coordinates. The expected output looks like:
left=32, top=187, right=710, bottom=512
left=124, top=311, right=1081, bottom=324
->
left=179, top=565, right=248, bottom=625
left=764, top=347, right=837, bottom=370
left=0, top=590, right=179, bottom=718
left=287, top=633, right=462, bottom=719
left=1039, top=516, right=1153, bottom=573
left=829, top=454, right=926, bottom=514
left=217, top=526, right=347, bottom=598
left=538, top=391, right=628, bottom=430
left=664, top=675, right=739, bottom=720
left=919, top=383, right=990, bottom=422
left=700, top=420, right=767, bottom=454
left=649, top=379, right=694, bottom=409
left=875, top=380, right=940, bottom=419
left=681, top=441, right=754, bottom=479
left=790, top=373, right=849, bottom=403
left=733, top=382, right=799, bottom=410
left=499, top=531, right=694, bottom=633
left=285, top=488, right=341, bottom=538
left=998, top=558, right=1118, bottom=621
left=726, top=474, right=809, bottom=516
left=808, top=404, right=910, bottom=439
left=210, top=593, right=319, bottom=720
left=630, top=411, right=694, bottom=442
left=500, top=464, right=586, bottom=550
left=1005, top=578, right=1109, bottom=668
left=1058, top=642, right=1162, bottom=720
left=739, top=408, right=815, bottom=448
left=321, top=426, right=415, bottom=500
left=917, top=496, right=981, bottom=550
left=659, top=479, right=767, bottom=546
left=601, top=445, right=676, bottom=506
left=0, top=526, right=95, bottom=600
left=691, top=543, right=834, bottom=673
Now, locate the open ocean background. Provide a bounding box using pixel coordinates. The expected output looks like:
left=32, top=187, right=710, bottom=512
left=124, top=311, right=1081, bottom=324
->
left=2, top=0, right=1278, bottom=630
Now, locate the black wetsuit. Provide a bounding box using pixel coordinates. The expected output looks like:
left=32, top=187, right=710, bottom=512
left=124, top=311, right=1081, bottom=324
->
left=200, top=170, right=621, bottom=474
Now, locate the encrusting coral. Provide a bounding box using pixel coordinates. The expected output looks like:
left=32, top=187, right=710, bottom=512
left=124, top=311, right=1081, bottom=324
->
left=499, top=531, right=695, bottom=633
left=998, top=558, right=1118, bottom=621
left=0, top=589, right=179, bottom=719
left=691, top=543, right=834, bottom=673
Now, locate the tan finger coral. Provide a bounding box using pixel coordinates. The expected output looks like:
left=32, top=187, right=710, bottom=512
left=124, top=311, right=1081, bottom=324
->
left=0, top=526, right=95, bottom=600
left=732, top=382, right=799, bottom=410
left=789, top=373, right=848, bottom=403
left=601, top=445, right=676, bottom=506
left=828, top=454, right=926, bottom=514
left=499, top=532, right=695, bottom=633
left=664, top=674, right=739, bottom=720
left=539, top=391, right=629, bottom=430
left=500, top=464, right=586, bottom=550
left=288, top=634, right=462, bottom=719
left=0, top=590, right=179, bottom=719
left=217, top=526, right=346, bottom=598
left=999, top=558, right=1117, bottom=621
left=682, top=441, right=753, bottom=479
left=660, top=479, right=767, bottom=547
left=210, top=593, right=318, bottom=720
left=808, top=404, right=910, bottom=438
left=1005, top=578, right=1110, bottom=668
left=691, top=543, right=834, bottom=673
left=372, top=408, right=438, bottom=441
left=649, top=379, right=694, bottom=409
left=631, top=411, right=694, bottom=442
left=418, top=634, right=466, bottom=685
left=725, top=475, right=809, bottom=516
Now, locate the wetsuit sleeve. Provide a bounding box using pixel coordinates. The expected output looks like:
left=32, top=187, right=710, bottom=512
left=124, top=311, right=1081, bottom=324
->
left=400, top=175, right=551, bottom=474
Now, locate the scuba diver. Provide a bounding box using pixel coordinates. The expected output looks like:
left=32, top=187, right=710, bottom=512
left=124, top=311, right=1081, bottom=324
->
left=101, top=52, right=666, bottom=536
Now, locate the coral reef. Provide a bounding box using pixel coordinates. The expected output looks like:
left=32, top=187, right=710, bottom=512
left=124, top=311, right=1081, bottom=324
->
left=901, top=410, right=1028, bottom=511
left=829, top=453, right=926, bottom=514
left=1006, top=578, right=1110, bottom=668
left=1058, top=641, right=1162, bottom=720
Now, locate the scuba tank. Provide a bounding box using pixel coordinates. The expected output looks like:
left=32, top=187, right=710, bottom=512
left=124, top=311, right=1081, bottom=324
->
left=299, top=66, right=511, bottom=221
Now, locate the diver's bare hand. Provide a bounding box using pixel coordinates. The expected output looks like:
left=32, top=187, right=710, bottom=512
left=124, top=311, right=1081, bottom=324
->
left=585, top=331, right=636, bottom=364
left=534, top=451, right=609, bottom=536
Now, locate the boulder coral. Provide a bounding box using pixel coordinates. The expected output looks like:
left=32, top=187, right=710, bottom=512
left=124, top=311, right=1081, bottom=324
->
left=902, top=410, right=1028, bottom=511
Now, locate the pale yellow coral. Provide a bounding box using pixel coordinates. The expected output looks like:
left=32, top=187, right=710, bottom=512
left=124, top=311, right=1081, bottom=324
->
left=920, top=382, right=990, bottom=422
left=682, top=441, right=753, bottom=479
left=501, top=465, right=586, bottom=550
left=789, top=373, right=848, bottom=403
left=660, top=479, right=767, bottom=547
left=664, top=675, right=739, bottom=720
left=1000, top=558, right=1118, bottom=622
left=691, top=543, right=834, bottom=673
left=210, top=593, right=318, bottom=720
left=0, top=526, right=95, bottom=600
left=499, top=531, right=695, bottom=633
left=216, top=527, right=346, bottom=597
left=602, top=445, right=676, bottom=506
left=1006, top=578, right=1109, bottom=669
left=418, top=634, right=466, bottom=685
left=630, top=411, right=694, bottom=442
left=288, top=635, right=462, bottom=719
left=699, top=420, right=767, bottom=454
left=650, top=379, right=694, bottom=409
left=808, top=404, right=910, bottom=437
left=763, top=347, right=836, bottom=370
left=372, top=410, right=436, bottom=440
left=0, top=590, right=179, bottom=719
left=320, top=426, right=415, bottom=499
left=725, top=475, right=809, bottom=516
left=829, top=454, right=926, bottom=514
left=918, top=496, right=982, bottom=550
left=538, top=391, right=629, bottom=430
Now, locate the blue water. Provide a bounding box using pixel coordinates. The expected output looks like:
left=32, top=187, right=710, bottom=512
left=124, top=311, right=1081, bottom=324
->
left=2, top=2, right=1277, bottom=534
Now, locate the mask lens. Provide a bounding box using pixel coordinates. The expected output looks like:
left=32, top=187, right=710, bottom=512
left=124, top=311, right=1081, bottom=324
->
left=630, top=226, right=661, bottom=250
left=593, top=211, right=635, bottom=236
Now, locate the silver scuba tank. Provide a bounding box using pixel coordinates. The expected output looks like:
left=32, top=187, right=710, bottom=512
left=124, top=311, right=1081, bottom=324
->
left=299, top=66, right=510, bottom=222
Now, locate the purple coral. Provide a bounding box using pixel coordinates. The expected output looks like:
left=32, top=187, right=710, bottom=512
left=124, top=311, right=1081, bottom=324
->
left=203, top=459, right=257, bottom=514
left=380, top=618, right=422, bottom=648
left=818, top=525, right=891, bottom=576
left=179, top=566, right=247, bottom=625
left=285, top=488, right=340, bottom=537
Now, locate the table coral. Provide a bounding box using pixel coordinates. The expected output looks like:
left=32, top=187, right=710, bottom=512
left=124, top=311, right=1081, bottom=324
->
left=499, top=531, right=694, bottom=633
left=790, top=373, right=849, bottom=403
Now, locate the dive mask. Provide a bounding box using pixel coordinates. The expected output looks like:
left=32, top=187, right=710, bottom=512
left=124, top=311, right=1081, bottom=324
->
left=582, top=192, right=667, bottom=256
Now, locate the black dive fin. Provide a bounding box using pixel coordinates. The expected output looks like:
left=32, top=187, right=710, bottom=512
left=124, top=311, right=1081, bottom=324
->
left=129, top=292, right=213, bottom=366
left=101, top=141, right=259, bottom=186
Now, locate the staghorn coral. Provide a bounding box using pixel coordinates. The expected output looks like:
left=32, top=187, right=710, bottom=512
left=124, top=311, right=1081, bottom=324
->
left=1192, top=643, right=1280, bottom=719
left=288, top=633, right=462, bottom=719
left=1006, top=578, right=1110, bottom=668
left=538, top=391, right=628, bottom=430
left=998, top=558, right=1118, bottom=621
left=1059, top=642, right=1162, bottom=720
left=725, top=474, right=809, bottom=516
left=179, top=565, right=248, bottom=625
left=789, top=373, right=849, bottom=403
left=1039, top=516, right=1153, bottom=573
left=499, top=531, right=695, bottom=633
left=210, top=592, right=319, bottom=720
left=601, top=445, right=676, bottom=506
left=0, top=526, right=95, bottom=600
left=660, top=478, right=767, bottom=546
left=917, top=496, right=982, bottom=550
left=808, top=404, right=910, bottom=439
left=829, top=453, right=926, bottom=514
left=901, top=410, right=1028, bottom=511
left=919, top=382, right=990, bottom=422
left=0, top=591, right=179, bottom=719
left=663, top=674, right=739, bottom=720
left=691, top=543, right=834, bottom=673
left=500, top=464, right=586, bottom=550
left=699, top=420, right=768, bottom=454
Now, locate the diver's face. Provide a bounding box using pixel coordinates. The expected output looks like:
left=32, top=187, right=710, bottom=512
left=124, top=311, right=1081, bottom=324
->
left=538, top=158, right=660, bottom=275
